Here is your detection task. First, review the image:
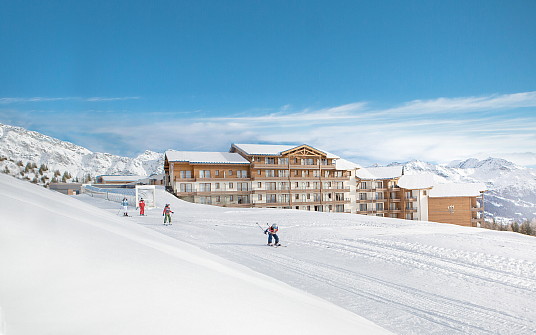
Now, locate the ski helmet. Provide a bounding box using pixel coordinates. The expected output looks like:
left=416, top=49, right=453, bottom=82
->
left=271, top=223, right=278, bottom=228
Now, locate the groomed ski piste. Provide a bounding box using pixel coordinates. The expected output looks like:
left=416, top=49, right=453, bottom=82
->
left=1, top=174, right=536, bottom=334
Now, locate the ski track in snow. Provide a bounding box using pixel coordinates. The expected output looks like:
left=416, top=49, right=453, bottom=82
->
left=77, top=193, right=536, bottom=335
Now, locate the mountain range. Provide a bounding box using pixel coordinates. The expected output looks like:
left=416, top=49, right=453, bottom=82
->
left=1, top=123, right=535, bottom=222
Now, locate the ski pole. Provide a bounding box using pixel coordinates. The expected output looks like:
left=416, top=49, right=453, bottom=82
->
left=255, top=222, right=265, bottom=233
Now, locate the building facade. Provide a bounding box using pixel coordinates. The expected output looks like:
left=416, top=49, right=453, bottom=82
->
left=165, top=144, right=352, bottom=213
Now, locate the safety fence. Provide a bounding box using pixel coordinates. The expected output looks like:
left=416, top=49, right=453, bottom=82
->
left=81, top=185, right=137, bottom=205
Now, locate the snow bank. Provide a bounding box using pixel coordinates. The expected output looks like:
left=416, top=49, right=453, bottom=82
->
left=0, top=174, right=390, bottom=335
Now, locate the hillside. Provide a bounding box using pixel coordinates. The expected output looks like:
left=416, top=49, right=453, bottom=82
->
left=76, top=185, right=536, bottom=334
left=0, top=173, right=390, bottom=335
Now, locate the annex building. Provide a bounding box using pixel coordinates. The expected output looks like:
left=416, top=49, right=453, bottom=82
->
left=164, top=143, right=486, bottom=227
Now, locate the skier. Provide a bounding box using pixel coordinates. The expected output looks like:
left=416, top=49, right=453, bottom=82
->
left=163, top=203, right=174, bottom=225
left=138, top=198, right=146, bottom=216
left=264, top=223, right=280, bottom=246
left=121, top=197, right=129, bottom=216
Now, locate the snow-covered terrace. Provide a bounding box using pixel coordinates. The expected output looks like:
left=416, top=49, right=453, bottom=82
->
left=165, top=150, right=250, bottom=164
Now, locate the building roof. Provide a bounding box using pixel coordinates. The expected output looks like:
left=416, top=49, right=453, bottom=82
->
left=335, top=158, right=362, bottom=171
left=231, top=143, right=339, bottom=159
left=165, top=150, right=250, bottom=164
left=397, top=174, right=435, bottom=190
left=98, top=175, right=147, bottom=182
left=355, top=166, right=404, bottom=179
left=429, top=183, right=487, bottom=198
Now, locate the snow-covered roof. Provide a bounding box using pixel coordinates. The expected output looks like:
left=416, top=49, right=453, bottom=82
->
left=335, top=158, right=362, bottom=171
left=397, top=174, right=435, bottom=190
left=429, top=183, right=487, bottom=198
left=99, top=175, right=146, bottom=182
left=355, top=166, right=404, bottom=179
left=165, top=150, right=250, bottom=164
left=232, top=143, right=339, bottom=159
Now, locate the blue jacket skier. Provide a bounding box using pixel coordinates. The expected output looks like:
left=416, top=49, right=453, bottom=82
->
left=264, top=224, right=280, bottom=246
left=121, top=198, right=129, bottom=216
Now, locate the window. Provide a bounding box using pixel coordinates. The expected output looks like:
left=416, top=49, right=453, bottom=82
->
left=179, top=183, right=192, bottom=192
left=237, top=170, right=247, bottom=178
left=229, top=182, right=234, bottom=189
left=237, top=182, right=249, bottom=191
left=215, top=170, right=219, bottom=176
left=376, top=203, right=384, bottom=211
left=279, top=158, right=288, bottom=165
left=280, top=182, right=289, bottom=190
left=266, top=182, right=276, bottom=190
left=321, top=159, right=328, bottom=165
left=228, top=170, right=233, bottom=176
left=258, top=170, right=261, bottom=175
left=199, top=183, right=211, bottom=192
left=229, top=195, right=234, bottom=202
left=375, top=192, right=383, bottom=200
left=335, top=171, right=343, bottom=177
left=303, top=158, right=314, bottom=165
left=376, top=181, right=383, bottom=188
left=324, top=171, right=330, bottom=177
left=265, top=157, right=275, bottom=164
left=215, top=183, right=220, bottom=189
left=359, top=193, right=367, bottom=200
left=258, top=194, right=262, bottom=201
left=278, top=170, right=289, bottom=177
left=336, top=205, right=344, bottom=212
left=257, top=182, right=262, bottom=188
left=265, top=170, right=275, bottom=178
left=215, top=196, right=221, bottom=203
left=360, top=182, right=367, bottom=189
left=237, top=195, right=249, bottom=204
left=423, top=190, right=427, bottom=196
left=199, top=196, right=212, bottom=205
left=335, top=193, right=344, bottom=201
left=199, top=170, right=210, bottom=178
left=267, top=194, right=277, bottom=203
left=279, top=194, right=289, bottom=203
left=180, top=171, right=192, bottom=178
left=295, top=194, right=300, bottom=200
left=313, top=170, right=320, bottom=177
left=359, top=204, right=367, bottom=211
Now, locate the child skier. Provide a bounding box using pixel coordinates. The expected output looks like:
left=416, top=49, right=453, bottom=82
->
left=264, top=223, right=280, bottom=246
left=163, top=204, right=174, bottom=225
left=121, top=197, right=129, bottom=216
left=138, top=198, right=146, bottom=216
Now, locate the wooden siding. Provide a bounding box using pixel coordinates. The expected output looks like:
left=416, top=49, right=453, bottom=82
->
left=428, top=196, right=479, bottom=227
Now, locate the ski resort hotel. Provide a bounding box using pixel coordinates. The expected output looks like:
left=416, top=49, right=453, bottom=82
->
left=164, top=144, right=486, bottom=227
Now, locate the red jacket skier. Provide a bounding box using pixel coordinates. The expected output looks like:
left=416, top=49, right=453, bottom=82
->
left=138, top=198, right=146, bottom=216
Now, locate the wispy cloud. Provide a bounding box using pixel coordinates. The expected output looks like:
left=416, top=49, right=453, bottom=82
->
left=1, top=91, right=535, bottom=166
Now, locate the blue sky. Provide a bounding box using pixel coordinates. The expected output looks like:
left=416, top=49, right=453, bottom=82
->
left=1, top=1, right=535, bottom=166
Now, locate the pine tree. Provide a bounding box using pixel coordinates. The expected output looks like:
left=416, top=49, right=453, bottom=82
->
left=511, top=221, right=520, bottom=233
left=54, top=170, right=61, bottom=177
left=25, top=162, right=32, bottom=173
left=3, top=166, right=9, bottom=174
left=16, top=160, right=23, bottom=167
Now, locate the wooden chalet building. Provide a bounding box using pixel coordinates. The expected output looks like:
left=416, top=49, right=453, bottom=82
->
left=428, top=183, right=486, bottom=227
left=164, top=144, right=352, bottom=212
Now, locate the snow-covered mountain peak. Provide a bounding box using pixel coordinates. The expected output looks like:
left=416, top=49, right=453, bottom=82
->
left=0, top=123, right=164, bottom=179
left=448, top=157, right=518, bottom=171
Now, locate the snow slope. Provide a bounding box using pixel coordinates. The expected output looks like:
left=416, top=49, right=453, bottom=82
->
left=0, top=174, right=391, bottom=335
left=78, top=188, right=536, bottom=335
